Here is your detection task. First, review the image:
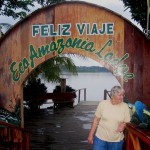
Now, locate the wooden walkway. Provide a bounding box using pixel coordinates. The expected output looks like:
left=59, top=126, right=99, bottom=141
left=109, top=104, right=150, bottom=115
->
left=24, top=101, right=99, bottom=150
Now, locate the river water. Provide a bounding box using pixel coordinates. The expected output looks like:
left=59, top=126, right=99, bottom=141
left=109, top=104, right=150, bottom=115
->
left=41, top=72, right=120, bottom=108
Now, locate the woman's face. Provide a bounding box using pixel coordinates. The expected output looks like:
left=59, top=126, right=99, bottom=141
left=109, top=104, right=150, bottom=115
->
left=113, top=90, right=125, bottom=104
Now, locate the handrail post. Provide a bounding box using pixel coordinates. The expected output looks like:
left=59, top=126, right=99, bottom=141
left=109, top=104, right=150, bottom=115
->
left=78, top=90, right=81, bottom=103
left=104, top=89, right=107, bottom=100
left=75, top=88, right=87, bottom=103
left=84, top=88, right=86, bottom=101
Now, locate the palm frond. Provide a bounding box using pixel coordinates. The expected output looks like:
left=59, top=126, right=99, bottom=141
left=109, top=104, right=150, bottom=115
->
left=27, top=54, right=88, bottom=83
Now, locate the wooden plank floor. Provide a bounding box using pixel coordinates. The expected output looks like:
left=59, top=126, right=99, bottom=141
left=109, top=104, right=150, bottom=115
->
left=24, top=101, right=99, bottom=150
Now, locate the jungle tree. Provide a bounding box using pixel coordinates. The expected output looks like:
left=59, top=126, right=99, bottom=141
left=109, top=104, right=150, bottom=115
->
left=122, top=0, right=150, bottom=37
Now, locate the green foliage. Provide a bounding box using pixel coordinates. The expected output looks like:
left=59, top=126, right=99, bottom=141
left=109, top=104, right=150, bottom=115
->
left=23, top=78, right=47, bottom=111
left=23, top=55, right=77, bottom=111
left=34, top=0, right=65, bottom=6
left=31, top=55, right=77, bottom=83
left=0, top=0, right=34, bottom=19
left=0, top=0, right=66, bottom=20
left=122, top=0, right=149, bottom=36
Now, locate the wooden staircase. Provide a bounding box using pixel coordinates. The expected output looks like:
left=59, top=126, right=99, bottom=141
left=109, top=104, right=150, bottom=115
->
left=0, top=121, right=30, bottom=150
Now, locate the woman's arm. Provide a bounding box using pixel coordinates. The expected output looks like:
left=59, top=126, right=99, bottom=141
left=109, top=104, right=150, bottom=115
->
left=88, top=116, right=100, bottom=144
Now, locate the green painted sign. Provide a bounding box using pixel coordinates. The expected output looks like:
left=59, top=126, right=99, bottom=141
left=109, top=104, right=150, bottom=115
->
left=32, top=23, right=114, bottom=37
left=10, top=37, right=134, bottom=82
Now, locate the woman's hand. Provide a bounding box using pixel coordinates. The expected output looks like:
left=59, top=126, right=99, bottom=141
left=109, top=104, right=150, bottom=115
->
left=88, top=133, right=94, bottom=144
left=116, top=122, right=126, bottom=132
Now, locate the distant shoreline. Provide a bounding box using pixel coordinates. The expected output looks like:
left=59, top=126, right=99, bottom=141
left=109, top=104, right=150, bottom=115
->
left=76, top=66, right=109, bottom=73
left=61, top=66, right=110, bottom=73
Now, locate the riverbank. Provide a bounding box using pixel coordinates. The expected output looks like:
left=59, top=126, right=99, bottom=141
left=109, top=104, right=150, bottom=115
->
left=24, top=101, right=99, bottom=150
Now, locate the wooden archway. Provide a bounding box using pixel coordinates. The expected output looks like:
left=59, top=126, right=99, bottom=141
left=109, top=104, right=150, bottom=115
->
left=0, top=1, right=150, bottom=126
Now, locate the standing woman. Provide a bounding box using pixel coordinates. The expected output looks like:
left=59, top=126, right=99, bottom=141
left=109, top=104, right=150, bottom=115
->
left=88, top=86, right=130, bottom=150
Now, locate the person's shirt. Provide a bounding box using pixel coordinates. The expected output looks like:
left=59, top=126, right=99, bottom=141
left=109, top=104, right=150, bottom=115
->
left=95, top=100, right=131, bottom=142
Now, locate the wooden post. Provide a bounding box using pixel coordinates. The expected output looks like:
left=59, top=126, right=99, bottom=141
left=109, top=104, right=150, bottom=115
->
left=104, top=89, right=107, bottom=100
left=60, top=78, right=66, bottom=93
left=0, top=25, right=1, bottom=38
left=78, top=90, right=81, bottom=103
left=21, top=84, right=24, bottom=128
left=147, top=0, right=150, bottom=35
left=84, top=88, right=86, bottom=101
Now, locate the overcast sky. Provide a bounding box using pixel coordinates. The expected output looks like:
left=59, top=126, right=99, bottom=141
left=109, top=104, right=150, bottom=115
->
left=0, top=0, right=141, bottom=66
left=0, top=0, right=141, bottom=29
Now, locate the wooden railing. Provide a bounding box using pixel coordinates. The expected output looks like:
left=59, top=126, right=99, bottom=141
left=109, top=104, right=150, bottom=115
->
left=33, top=92, right=74, bottom=100
left=0, top=121, right=30, bottom=150
left=124, top=123, right=150, bottom=150
left=75, top=88, right=86, bottom=103
left=104, top=89, right=111, bottom=100
left=33, top=89, right=87, bottom=105
left=33, top=92, right=75, bottom=109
